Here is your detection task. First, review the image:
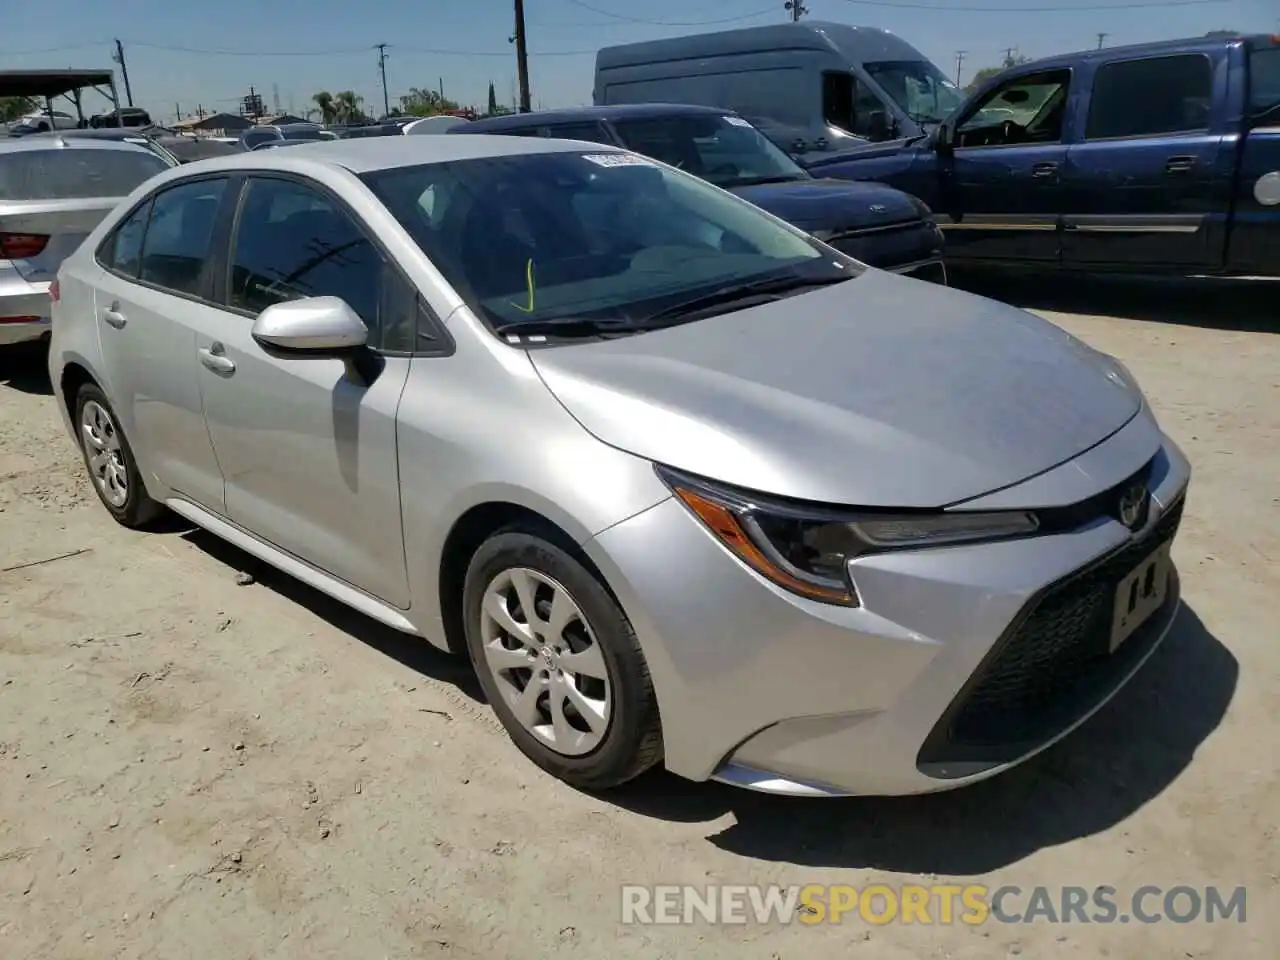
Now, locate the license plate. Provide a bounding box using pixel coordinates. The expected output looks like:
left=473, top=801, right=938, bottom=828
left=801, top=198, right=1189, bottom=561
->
left=1110, top=544, right=1171, bottom=652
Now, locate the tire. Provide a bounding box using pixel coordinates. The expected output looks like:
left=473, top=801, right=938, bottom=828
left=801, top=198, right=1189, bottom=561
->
left=74, top=383, right=165, bottom=528
left=463, top=529, right=663, bottom=790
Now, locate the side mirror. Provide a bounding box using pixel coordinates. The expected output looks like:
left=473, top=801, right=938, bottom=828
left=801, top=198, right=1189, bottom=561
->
left=251, top=297, right=368, bottom=356
left=930, top=123, right=955, bottom=154
left=867, top=109, right=890, bottom=141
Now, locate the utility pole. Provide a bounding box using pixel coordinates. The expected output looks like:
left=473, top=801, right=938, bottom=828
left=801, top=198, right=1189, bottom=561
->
left=512, top=0, right=531, bottom=113
left=1002, top=46, right=1018, bottom=66
left=1096, top=32, right=1108, bottom=49
left=954, top=50, right=967, bottom=87
left=376, top=44, right=390, bottom=119
left=112, top=39, right=134, bottom=107
left=784, top=1, right=807, bottom=20
left=175, top=102, right=181, bottom=123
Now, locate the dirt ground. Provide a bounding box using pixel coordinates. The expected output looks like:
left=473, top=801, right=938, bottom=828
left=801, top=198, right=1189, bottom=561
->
left=1, top=276, right=1276, bottom=959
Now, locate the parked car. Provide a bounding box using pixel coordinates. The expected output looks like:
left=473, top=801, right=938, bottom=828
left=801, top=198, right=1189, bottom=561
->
left=238, top=123, right=333, bottom=151
left=89, top=107, right=153, bottom=128
left=154, top=136, right=241, bottom=163
left=26, top=126, right=183, bottom=166
left=48, top=136, right=1190, bottom=797
left=457, top=104, right=945, bottom=282
left=7, top=110, right=79, bottom=134
left=1, top=138, right=173, bottom=347
left=594, top=22, right=964, bottom=162
left=800, top=33, right=1280, bottom=278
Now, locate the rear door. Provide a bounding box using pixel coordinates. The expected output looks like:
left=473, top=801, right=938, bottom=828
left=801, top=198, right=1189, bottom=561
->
left=1062, top=51, right=1228, bottom=269
left=938, top=68, right=1074, bottom=263
left=91, top=175, right=232, bottom=513
left=0, top=146, right=170, bottom=326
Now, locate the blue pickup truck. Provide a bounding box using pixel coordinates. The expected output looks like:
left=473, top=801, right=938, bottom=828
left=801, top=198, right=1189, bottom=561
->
left=804, top=33, right=1280, bottom=277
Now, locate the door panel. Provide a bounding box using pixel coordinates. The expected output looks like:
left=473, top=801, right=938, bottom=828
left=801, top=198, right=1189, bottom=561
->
left=938, top=69, right=1073, bottom=263
left=196, top=174, right=411, bottom=607
left=92, top=183, right=229, bottom=512
left=1063, top=52, right=1225, bottom=269
left=195, top=319, right=412, bottom=606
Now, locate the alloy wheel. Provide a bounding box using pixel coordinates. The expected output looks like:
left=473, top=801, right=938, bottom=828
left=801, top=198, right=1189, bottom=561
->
left=80, top=400, right=128, bottom=508
left=478, top=567, right=612, bottom=756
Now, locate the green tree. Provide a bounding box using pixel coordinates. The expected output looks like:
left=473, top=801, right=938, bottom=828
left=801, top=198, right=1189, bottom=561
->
left=0, top=96, right=35, bottom=121
left=398, top=87, right=460, bottom=117
left=965, top=53, right=1031, bottom=92
left=333, top=91, right=367, bottom=124
left=311, top=91, right=337, bottom=124
left=487, top=81, right=498, bottom=115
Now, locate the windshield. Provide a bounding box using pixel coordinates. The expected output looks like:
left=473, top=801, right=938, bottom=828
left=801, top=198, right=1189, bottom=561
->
left=609, top=114, right=806, bottom=188
left=0, top=148, right=169, bottom=200
left=864, top=59, right=965, bottom=125
left=363, top=150, right=852, bottom=335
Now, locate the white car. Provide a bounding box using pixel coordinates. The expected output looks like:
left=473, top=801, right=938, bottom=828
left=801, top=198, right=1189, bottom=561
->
left=9, top=111, right=79, bottom=134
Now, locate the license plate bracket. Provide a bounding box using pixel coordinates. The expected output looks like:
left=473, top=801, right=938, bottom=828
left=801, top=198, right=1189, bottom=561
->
left=1110, top=543, right=1171, bottom=652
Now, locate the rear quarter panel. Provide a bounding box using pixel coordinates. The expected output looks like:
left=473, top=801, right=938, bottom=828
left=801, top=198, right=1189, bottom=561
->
left=1227, top=126, right=1280, bottom=275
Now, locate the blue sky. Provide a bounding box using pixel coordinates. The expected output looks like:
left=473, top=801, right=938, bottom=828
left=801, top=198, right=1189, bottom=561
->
left=5, top=0, right=1277, bottom=122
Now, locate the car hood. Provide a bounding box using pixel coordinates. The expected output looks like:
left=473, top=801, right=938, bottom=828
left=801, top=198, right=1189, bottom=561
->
left=529, top=270, right=1141, bottom=508
left=731, top=178, right=920, bottom=231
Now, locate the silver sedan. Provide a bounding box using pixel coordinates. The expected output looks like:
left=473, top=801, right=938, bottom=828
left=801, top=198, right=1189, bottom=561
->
left=47, top=135, right=1190, bottom=796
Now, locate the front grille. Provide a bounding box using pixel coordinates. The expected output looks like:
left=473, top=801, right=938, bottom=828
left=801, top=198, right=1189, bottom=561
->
left=917, top=496, right=1185, bottom=773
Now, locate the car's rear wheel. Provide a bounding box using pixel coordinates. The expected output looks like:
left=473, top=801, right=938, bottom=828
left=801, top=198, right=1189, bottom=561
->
left=463, top=529, right=662, bottom=789
left=75, top=383, right=164, bottom=528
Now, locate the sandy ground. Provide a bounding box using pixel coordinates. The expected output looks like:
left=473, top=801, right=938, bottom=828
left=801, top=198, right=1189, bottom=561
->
left=1, top=276, right=1276, bottom=959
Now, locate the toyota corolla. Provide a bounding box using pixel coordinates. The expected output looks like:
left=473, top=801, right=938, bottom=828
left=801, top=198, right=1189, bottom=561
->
left=48, top=136, right=1190, bottom=796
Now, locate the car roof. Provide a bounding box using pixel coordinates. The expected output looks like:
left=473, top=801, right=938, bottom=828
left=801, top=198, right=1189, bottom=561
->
left=25, top=126, right=167, bottom=142
left=464, top=103, right=731, bottom=132
left=0, top=136, right=164, bottom=157
left=1013, top=32, right=1269, bottom=71
left=164, top=134, right=623, bottom=177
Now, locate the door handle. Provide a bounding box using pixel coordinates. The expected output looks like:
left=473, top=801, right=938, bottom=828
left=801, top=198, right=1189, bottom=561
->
left=198, top=345, right=236, bottom=375
left=101, top=307, right=126, bottom=329
left=1164, top=155, right=1196, bottom=174
left=1031, top=161, right=1059, bottom=179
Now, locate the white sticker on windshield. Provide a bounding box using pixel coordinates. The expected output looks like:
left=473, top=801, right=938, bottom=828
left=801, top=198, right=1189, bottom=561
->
left=581, top=152, right=654, bottom=168
left=723, top=116, right=753, bottom=128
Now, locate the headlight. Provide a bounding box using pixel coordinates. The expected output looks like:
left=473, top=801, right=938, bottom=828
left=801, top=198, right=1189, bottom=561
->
left=658, top=467, right=1039, bottom=607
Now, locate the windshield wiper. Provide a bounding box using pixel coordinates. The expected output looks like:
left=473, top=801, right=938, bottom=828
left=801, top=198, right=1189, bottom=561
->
left=640, top=273, right=854, bottom=326
left=491, top=316, right=648, bottom=340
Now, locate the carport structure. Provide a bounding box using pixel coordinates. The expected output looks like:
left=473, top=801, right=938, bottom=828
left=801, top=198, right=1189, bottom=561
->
left=1, top=69, right=123, bottom=129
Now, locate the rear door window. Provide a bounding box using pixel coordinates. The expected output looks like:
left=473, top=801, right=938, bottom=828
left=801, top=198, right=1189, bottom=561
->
left=0, top=148, right=169, bottom=200
left=138, top=178, right=228, bottom=297
left=99, top=199, right=153, bottom=277
left=1248, top=46, right=1280, bottom=120
left=1086, top=54, right=1213, bottom=139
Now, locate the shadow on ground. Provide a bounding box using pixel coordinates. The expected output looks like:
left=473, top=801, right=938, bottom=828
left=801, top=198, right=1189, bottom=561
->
left=0, top=340, right=53, bottom=396
left=170, top=514, right=1238, bottom=876
left=606, top=604, right=1235, bottom=874
left=953, top=272, right=1278, bottom=333
left=178, top=526, right=484, bottom=701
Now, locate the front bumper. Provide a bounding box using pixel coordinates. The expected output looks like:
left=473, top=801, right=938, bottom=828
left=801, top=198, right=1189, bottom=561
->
left=584, top=428, right=1191, bottom=797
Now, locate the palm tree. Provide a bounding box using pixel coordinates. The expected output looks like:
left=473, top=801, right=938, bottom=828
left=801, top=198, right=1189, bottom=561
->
left=311, top=91, right=337, bottom=124
left=333, top=91, right=363, bottom=124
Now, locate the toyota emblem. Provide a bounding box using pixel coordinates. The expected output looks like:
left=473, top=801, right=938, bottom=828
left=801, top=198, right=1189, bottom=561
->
left=1117, top=481, right=1148, bottom=531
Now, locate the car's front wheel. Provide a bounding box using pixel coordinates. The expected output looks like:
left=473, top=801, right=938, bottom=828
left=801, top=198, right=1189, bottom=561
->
left=463, top=529, right=662, bottom=790
left=74, top=383, right=164, bottom=528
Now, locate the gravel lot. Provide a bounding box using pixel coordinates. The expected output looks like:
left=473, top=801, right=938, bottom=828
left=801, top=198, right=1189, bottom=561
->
left=1, top=276, right=1276, bottom=959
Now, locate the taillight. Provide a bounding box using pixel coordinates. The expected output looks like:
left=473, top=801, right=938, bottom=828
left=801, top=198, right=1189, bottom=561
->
left=48, top=278, right=60, bottom=303
left=0, top=232, right=49, bottom=260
